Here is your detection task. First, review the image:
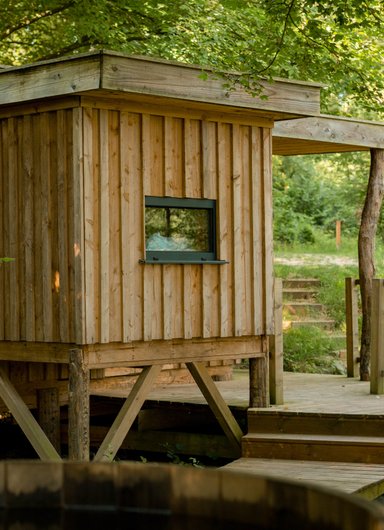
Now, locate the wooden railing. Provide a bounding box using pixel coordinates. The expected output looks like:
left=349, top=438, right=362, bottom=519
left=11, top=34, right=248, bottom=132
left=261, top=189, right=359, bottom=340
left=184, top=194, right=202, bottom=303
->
left=345, top=277, right=384, bottom=394
left=269, top=277, right=284, bottom=405
left=345, top=277, right=360, bottom=378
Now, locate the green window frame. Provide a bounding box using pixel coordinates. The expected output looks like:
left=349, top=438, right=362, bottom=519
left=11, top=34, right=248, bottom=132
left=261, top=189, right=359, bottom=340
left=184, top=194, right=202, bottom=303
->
left=143, top=196, right=226, bottom=264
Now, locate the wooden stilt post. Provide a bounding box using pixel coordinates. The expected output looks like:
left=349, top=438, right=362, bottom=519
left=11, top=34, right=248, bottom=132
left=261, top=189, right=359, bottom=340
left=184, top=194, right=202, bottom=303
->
left=37, top=387, right=61, bottom=453
left=370, top=279, right=384, bottom=394
left=345, top=277, right=360, bottom=378
left=68, top=348, right=89, bottom=461
left=270, top=277, right=284, bottom=404
left=249, top=355, right=269, bottom=408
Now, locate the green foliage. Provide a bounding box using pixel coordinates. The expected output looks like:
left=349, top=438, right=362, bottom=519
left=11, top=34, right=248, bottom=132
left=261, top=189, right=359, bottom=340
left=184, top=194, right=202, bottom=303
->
left=0, top=1, right=383, bottom=115
left=273, top=152, right=371, bottom=246
left=0, top=258, right=14, bottom=263
left=283, top=326, right=345, bottom=375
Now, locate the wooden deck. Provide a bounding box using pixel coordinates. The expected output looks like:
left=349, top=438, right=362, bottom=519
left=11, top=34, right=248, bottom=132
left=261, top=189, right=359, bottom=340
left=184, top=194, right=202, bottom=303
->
left=223, top=458, right=384, bottom=499
left=138, top=370, right=383, bottom=415
left=94, top=370, right=384, bottom=499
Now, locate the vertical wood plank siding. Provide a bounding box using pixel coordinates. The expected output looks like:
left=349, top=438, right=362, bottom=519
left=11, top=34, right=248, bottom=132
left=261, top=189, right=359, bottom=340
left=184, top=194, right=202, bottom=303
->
left=0, top=110, right=79, bottom=343
left=0, top=104, right=274, bottom=345
left=81, top=108, right=273, bottom=344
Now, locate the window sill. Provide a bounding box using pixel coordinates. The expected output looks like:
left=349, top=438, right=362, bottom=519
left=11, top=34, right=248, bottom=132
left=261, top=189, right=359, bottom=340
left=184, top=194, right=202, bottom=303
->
left=139, top=259, right=229, bottom=265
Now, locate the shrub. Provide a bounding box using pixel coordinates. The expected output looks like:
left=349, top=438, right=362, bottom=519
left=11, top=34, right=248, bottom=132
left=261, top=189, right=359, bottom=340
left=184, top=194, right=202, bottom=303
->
left=283, top=326, right=346, bottom=375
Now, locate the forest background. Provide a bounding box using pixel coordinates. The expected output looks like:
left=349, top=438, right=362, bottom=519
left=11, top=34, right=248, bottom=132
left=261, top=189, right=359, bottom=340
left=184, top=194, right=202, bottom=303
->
left=2, top=0, right=383, bottom=249
left=1, top=0, right=383, bottom=249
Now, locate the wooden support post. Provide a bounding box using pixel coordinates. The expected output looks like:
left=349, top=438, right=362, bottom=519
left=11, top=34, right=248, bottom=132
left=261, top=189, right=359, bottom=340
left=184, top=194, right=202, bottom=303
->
left=270, top=277, right=284, bottom=404
left=94, top=364, right=162, bottom=462
left=186, top=361, right=242, bottom=452
left=336, top=220, right=342, bottom=249
left=37, top=387, right=61, bottom=453
left=68, top=348, right=90, bottom=461
left=370, top=279, right=384, bottom=394
left=249, top=355, right=269, bottom=408
left=0, top=365, right=61, bottom=461
left=345, top=277, right=360, bottom=378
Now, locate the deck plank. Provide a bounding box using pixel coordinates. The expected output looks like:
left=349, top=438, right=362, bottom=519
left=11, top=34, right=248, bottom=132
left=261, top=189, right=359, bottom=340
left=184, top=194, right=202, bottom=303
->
left=222, top=458, right=384, bottom=499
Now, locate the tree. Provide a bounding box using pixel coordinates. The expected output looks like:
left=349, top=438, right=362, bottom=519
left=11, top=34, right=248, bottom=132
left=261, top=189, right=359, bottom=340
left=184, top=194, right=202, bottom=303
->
left=358, top=150, right=384, bottom=380
left=1, top=1, right=384, bottom=116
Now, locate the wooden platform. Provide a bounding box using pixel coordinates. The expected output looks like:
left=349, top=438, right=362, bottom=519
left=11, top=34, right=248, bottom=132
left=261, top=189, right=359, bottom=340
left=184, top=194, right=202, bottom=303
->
left=108, top=370, right=383, bottom=415
left=93, top=371, right=384, bottom=498
left=222, top=458, right=384, bottom=500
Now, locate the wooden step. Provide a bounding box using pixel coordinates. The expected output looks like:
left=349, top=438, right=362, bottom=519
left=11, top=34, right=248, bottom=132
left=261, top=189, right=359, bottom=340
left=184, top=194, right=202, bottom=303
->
left=290, top=319, right=335, bottom=330
left=247, top=410, right=384, bottom=437
left=283, top=278, right=321, bottom=289
left=283, top=302, right=324, bottom=316
left=242, top=432, right=384, bottom=463
left=283, top=288, right=317, bottom=300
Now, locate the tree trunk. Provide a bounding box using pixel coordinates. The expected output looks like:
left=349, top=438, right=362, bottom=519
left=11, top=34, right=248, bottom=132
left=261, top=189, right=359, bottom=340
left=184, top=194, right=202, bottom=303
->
left=358, top=149, right=384, bottom=381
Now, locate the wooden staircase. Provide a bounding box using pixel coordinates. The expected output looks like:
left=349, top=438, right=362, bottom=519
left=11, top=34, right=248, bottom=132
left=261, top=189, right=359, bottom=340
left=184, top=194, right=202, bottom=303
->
left=223, top=410, right=384, bottom=498
left=283, top=277, right=346, bottom=361
left=243, top=409, right=384, bottom=464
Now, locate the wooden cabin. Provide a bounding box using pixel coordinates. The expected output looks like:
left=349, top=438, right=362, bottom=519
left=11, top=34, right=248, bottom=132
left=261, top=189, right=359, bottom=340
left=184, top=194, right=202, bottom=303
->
left=0, top=50, right=322, bottom=460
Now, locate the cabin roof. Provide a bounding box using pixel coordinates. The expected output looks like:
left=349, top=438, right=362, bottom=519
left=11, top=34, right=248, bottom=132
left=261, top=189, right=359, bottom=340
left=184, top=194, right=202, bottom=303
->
left=0, top=50, right=322, bottom=120
left=273, top=114, right=384, bottom=155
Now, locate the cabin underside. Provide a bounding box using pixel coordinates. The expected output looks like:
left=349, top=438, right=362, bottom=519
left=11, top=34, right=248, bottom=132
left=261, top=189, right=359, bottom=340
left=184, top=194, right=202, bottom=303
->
left=0, top=336, right=269, bottom=461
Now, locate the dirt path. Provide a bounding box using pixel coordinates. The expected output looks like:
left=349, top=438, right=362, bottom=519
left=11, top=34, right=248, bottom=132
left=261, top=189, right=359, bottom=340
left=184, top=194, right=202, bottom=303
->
left=275, top=253, right=358, bottom=266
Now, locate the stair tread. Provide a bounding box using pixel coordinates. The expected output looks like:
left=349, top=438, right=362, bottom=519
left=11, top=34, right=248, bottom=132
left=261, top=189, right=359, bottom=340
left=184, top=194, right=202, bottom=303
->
left=283, top=287, right=317, bottom=293
left=284, top=302, right=323, bottom=306
left=243, top=433, right=384, bottom=444
left=290, top=319, right=334, bottom=323
left=247, top=410, right=384, bottom=420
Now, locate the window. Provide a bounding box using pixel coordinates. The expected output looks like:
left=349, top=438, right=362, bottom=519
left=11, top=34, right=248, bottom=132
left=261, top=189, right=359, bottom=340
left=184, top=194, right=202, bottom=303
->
left=143, top=196, right=225, bottom=263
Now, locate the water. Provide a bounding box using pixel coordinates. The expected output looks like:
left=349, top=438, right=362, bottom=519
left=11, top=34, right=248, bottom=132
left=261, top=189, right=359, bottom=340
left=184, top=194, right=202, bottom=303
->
left=1, top=509, right=263, bottom=530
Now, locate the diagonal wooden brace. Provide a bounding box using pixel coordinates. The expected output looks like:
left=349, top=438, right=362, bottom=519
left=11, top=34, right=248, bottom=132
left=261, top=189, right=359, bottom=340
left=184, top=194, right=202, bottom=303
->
left=0, top=365, right=62, bottom=461
left=186, top=362, right=243, bottom=452
left=94, top=364, right=162, bottom=462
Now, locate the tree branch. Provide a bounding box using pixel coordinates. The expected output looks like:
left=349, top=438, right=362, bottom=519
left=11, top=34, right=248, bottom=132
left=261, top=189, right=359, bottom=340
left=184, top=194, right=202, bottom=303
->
left=256, top=0, right=296, bottom=75
left=1, top=2, right=75, bottom=40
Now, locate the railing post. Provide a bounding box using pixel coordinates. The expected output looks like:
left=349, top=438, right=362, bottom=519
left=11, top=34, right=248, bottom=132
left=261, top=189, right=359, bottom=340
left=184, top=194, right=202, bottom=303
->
left=345, top=277, right=360, bottom=378
left=269, top=277, right=283, bottom=405
left=370, top=278, right=384, bottom=394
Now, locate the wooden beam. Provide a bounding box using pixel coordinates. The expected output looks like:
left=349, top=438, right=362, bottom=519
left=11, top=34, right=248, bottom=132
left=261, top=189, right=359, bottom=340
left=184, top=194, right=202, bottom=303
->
left=94, top=364, right=162, bottom=462
left=68, top=349, right=90, bottom=461
left=0, top=51, right=321, bottom=118
left=85, top=337, right=263, bottom=369
left=186, top=362, right=242, bottom=452
left=0, top=365, right=61, bottom=461
left=273, top=116, right=384, bottom=152
left=0, top=342, right=72, bottom=363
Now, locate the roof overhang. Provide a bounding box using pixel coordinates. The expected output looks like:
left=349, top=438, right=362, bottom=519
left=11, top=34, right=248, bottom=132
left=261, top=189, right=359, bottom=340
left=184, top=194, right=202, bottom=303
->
left=0, top=50, right=322, bottom=120
left=273, top=115, right=384, bottom=155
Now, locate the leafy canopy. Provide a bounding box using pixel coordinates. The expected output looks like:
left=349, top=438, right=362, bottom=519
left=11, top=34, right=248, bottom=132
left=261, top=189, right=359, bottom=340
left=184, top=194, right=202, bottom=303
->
left=1, top=1, right=383, bottom=115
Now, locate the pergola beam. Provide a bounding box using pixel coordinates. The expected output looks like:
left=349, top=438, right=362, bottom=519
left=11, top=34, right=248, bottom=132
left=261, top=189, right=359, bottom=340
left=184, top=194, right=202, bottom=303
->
left=273, top=115, right=384, bottom=156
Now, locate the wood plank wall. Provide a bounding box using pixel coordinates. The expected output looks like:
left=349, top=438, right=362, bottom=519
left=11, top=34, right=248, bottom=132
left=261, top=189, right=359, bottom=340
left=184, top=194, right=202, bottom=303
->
left=0, top=109, right=79, bottom=344
left=81, top=104, right=274, bottom=344
left=0, top=100, right=274, bottom=346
